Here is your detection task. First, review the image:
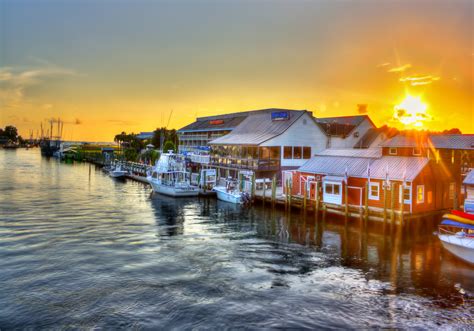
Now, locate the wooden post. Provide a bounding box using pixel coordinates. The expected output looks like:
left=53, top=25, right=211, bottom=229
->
left=285, top=179, right=289, bottom=209
left=383, top=182, right=387, bottom=224
left=400, top=184, right=405, bottom=226
left=303, top=182, right=307, bottom=210
left=203, top=169, right=207, bottom=193
left=453, top=182, right=458, bottom=210
left=315, top=181, right=320, bottom=214
left=364, top=181, right=369, bottom=224
left=390, top=183, right=395, bottom=226
left=262, top=178, right=266, bottom=204
left=251, top=173, right=256, bottom=198
left=289, top=180, right=292, bottom=211
left=344, top=181, right=349, bottom=219
left=271, top=175, right=276, bottom=206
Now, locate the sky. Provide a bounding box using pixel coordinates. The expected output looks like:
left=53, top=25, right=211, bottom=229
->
left=0, top=0, right=472, bottom=141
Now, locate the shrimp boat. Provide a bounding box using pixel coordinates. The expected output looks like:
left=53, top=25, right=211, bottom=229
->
left=438, top=211, right=474, bottom=264
left=147, top=151, right=199, bottom=197
left=213, top=177, right=251, bottom=204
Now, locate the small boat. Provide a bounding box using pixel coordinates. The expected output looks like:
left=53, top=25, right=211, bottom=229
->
left=147, top=151, right=199, bottom=197
left=213, top=178, right=251, bottom=204
left=109, top=164, right=128, bottom=178
left=438, top=219, right=474, bottom=264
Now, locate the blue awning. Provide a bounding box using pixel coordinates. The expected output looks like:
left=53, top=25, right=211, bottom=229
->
left=441, top=219, right=474, bottom=230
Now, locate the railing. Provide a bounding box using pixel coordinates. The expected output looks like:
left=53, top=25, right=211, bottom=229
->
left=210, top=157, right=280, bottom=171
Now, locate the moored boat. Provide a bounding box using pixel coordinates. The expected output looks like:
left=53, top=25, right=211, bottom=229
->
left=109, top=164, right=128, bottom=178
left=438, top=219, right=474, bottom=264
left=213, top=178, right=251, bottom=204
left=147, top=151, right=199, bottom=197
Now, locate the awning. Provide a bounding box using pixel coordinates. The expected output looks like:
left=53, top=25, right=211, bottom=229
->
left=323, top=176, right=345, bottom=182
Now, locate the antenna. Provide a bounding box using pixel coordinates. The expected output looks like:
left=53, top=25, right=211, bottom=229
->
left=166, top=109, right=173, bottom=128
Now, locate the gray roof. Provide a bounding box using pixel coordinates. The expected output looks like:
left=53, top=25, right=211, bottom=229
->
left=382, top=134, right=474, bottom=150
left=316, top=115, right=374, bottom=137
left=178, top=112, right=249, bottom=133
left=463, top=170, right=474, bottom=185
left=299, top=155, right=374, bottom=177
left=209, top=109, right=309, bottom=146
left=298, top=155, right=429, bottom=181
left=368, top=156, right=429, bottom=181
left=429, top=134, right=474, bottom=150
left=316, top=148, right=381, bottom=158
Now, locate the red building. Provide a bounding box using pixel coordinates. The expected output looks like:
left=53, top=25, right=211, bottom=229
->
left=284, top=134, right=474, bottom=215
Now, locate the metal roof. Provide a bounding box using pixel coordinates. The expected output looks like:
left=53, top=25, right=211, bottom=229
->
left=316, top=115, right=373, bottom=137
left=382, top=134, right=474, bottom=150
left=177, top=114, right=248, bottom=133
left=316, top=148, right=381, bottom=158
left=367, top=156, right=429, bottom=181
left=463, top=170, right=474, bottom=185
left=298, top=155, right=429, bottom=181
left=299, top=155, right=374, bottom=177
left=429, top=134, right=474, bottom=150
left=209, top=109, right=308, bottom=146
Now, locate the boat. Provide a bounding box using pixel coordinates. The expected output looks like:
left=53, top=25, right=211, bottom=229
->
left=109, top=164, right=128, bottom=178
left=438, top=219, right=474, bottom=264
left=147, top=151, right=199, bottom=197
left=40, top=139, right=61, bottom=157
left=213, top=178, right=251, bottom=204
left=442, top=212, right=474, bottom=226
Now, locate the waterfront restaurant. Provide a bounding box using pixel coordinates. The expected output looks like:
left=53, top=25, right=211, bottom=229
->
left=177, top=112, right=251, bottom=153
left=285, top=140, right=464, bottom=216
left=208, top=108, right=329, bottom=180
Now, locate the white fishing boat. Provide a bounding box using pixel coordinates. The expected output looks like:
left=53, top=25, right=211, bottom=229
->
left=438, top=219, right=474, bottom=264
left=147, top=151, right=199, bottom=197
left=213, top=178, right=250, bottom=204
left=109, top=164, right=128, bottom=178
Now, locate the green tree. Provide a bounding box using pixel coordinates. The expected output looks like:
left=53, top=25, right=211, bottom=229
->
left=3, top=125, right=18, bottom=142
left=124, top=148, right=138, bottom=161
left=162, top=140, right=176, bottom=153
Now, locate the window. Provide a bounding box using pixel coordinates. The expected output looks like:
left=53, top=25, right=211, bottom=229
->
left=416, top=185, right=424, bottom=204
left=413, top=148, right=422, bottom=156
left=369, top=182, right=380, bottom=200
left=399, top=185, right=411, bottom=204
left=449, top=182, right=455, bottom=199
left=389, top=148, right=397, bottom=155
left=325, top=183, right=341, bottom=195
left=284, top=146, right=292, bottom=159
left=325, top=183, right=333, bottom=194
left=303, top=147, right=311, bottom=159
left=293, top=146, right=302, bottom=159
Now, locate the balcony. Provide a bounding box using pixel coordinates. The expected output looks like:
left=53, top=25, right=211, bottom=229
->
left=210, top=156, right=280, bottom=171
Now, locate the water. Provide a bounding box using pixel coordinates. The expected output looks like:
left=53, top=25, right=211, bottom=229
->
left=0, top=149, right=472, bottom=329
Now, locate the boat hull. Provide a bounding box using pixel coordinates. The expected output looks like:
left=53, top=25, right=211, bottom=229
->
left=439, top=234, right=474, bottom=264
left=109, top=171, right=127, bottom=178
left=149, top=180, right=199, bottom=197
left=213, top=186, right=243, bottom=204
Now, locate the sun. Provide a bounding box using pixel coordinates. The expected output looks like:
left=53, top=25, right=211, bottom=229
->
left=393, top=95, right=430, bottom=128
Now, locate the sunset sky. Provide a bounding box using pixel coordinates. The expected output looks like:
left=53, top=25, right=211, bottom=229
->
left=0, top=0, right=472, bottom=141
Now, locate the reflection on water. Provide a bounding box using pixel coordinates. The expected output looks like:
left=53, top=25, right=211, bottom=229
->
left=0, top=149, right=472, bottom=329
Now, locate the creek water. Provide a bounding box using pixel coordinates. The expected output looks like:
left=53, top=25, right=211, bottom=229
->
left=0, top=149, right=472, bottom=328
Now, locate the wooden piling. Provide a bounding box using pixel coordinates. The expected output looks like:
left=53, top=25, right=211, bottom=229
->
left=262, top=178, right=266, bottom=205
left=400, top=185, right=405, bottom=226
left=390, top=182, right=395, bottom=226
left=203, top=169, right=207, bottom=193
left=271, top=175, right=276, bottom=206
left=383, top=182, right=387, bottom=224
left=364, top=182, right=369, bottom=225
left=344, top=181, right=349, bottom=219
left=303, top=184, right=307, bottom=210
left=251, top=173, right=256, bottom=198
left=315, top=181, right=320, bottom=214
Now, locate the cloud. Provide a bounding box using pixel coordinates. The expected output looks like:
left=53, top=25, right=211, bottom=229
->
left=0, top=63, right=81, bottom=109
left=399, top=75, right=440, bottom=86
left=377, top=62, right=391, bottom=68
left=387, top=64, right=412, bottom=73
